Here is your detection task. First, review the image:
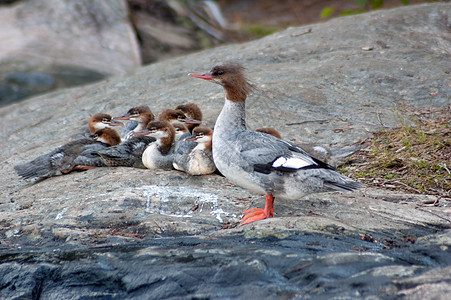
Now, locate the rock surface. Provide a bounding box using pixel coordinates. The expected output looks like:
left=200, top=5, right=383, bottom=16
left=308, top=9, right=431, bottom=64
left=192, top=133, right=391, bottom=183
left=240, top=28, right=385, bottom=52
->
left=0, top=0, right=141, bottom=106
left=1, top=3, right=450, bottom=299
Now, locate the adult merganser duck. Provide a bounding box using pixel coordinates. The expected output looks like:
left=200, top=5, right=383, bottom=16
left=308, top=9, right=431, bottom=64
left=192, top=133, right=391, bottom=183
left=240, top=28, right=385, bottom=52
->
left=174, top=103, right=203, bottom=132
left=88, top=113, right=124, bottom=134
left=189, top=64, right=363, bottom=225
left=173, top=126, right=216, bottom=175
left=113, top=105, right=155, bottom=140
left=133, top=120, right=176, bottom=170
left=15, top=128, right=121, bottom=182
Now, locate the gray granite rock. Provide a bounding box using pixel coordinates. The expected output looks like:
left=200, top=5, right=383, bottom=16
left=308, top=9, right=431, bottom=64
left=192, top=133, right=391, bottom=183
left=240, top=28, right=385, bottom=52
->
left=0, top=3, right=450, bottom=299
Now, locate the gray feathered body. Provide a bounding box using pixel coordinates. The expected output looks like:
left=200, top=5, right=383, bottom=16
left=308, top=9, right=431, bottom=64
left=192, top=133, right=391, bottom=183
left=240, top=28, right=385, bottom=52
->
left=172, top=132, right=196, bottom=170
left=14, top=139, right=109, bottom=181
left=95, top=136, right=156, bottom=169
left=212, top=99, right=363, bottom=200
left=173, top=138, right=216, bottom=175
left=121, top=120, right=139, bottom=139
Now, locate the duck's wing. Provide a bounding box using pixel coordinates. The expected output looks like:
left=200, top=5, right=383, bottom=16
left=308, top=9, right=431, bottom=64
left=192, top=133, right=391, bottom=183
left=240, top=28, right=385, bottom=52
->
left=14, top=139, right=95, bottom=180
left=95, top=136, right=156, bottom=168
left=239, top=131, right=335, bottom=175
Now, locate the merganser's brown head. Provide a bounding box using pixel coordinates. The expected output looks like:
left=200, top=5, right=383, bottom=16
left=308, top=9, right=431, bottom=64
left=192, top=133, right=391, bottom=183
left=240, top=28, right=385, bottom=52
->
left=114, top=105, right=154, bottom=125
left=158, top=109, right=201, bottom=126
left=134, top=120, right=175, bottom=141
left=189, top=64, right=253, bottom=102
left=93, top=128, right=122, bottom=146
left=133, top=120, right=175, bottom=153
left=173, top=123, right=189, bottom=141
left=186, top=127, right=213, bottom=147
left=175, top=103, right=203, bottom=122
left=89, top=113, right=123, bottom=133
left=174, top=103, right=203, bottom=132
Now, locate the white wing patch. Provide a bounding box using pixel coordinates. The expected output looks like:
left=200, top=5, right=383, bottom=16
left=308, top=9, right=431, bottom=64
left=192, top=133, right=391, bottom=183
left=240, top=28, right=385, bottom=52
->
left=272, top=156, right=313, bottom=169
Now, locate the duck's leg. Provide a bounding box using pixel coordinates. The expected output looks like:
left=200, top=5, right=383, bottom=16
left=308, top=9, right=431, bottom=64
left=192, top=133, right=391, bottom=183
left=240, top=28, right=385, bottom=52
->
left=62, top=165, right=98, bottom=174
left=240, top=194, right=274, bottom=226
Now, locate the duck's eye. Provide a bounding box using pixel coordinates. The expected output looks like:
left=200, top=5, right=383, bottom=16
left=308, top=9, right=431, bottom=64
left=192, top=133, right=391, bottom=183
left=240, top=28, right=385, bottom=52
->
left=177, top=116, right=184, bottom=120
left=197, top=133, right=204, bottom=138
left=214, top=70, right=224, bottom=75
left=102, top=118, right=109, bottom=123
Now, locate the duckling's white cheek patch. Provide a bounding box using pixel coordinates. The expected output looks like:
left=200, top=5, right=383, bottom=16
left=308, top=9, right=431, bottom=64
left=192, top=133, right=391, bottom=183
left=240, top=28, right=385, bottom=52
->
left=196, top=136, right=210, bottom=143
left=152, top=131, right=169, bottom=139
left=272, top=157, right=312, bottom=169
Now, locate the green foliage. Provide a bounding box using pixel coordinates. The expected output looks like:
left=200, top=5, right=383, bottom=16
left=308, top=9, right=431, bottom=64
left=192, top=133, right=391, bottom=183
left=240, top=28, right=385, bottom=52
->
left=369, top=0, right=384, bottom=9
left=341, top=9, right=365, bottom=16
left=240, top=24, right=279, bottom=38
left=321, top=0, right=410, bottom=18
left=320, top=7, right=335, bottom=18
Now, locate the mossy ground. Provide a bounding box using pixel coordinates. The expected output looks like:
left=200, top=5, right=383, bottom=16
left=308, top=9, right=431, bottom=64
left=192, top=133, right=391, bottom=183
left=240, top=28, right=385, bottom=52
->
left=342, top=104, right=450, bottom=198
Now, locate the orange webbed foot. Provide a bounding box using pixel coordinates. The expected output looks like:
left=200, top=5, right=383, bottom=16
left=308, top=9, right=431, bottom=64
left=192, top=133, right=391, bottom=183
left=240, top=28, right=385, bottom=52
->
left=239, top=194, right=275, bottom=226
left=240, top=208, right=270, bottom=226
